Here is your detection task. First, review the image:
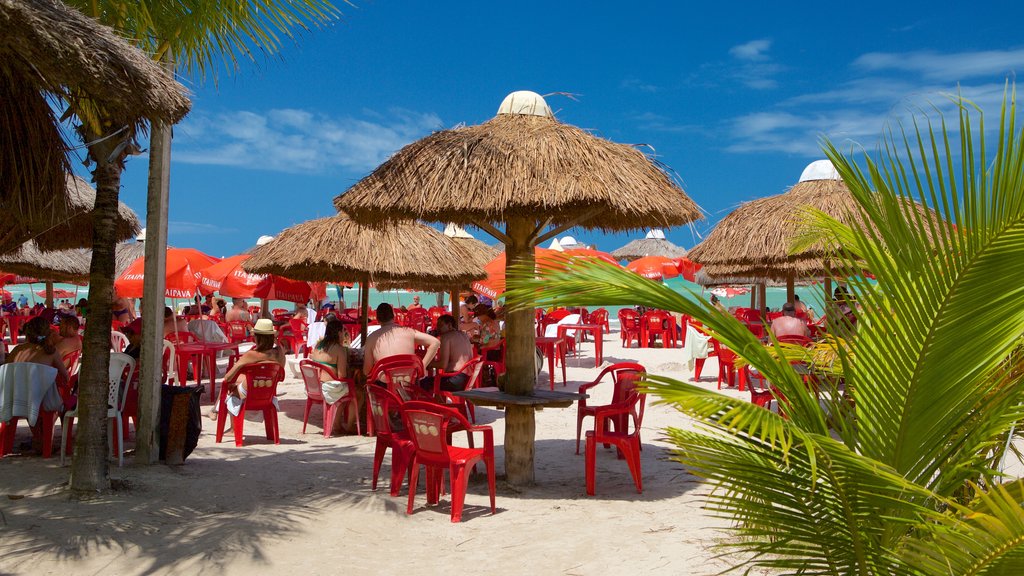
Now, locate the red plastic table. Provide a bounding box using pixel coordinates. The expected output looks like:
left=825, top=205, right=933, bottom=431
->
left=556, top=324, right=603, bottom=367
left=535, top=337, right=567, bottom=390
left=175, top=341, right=241, bottom=400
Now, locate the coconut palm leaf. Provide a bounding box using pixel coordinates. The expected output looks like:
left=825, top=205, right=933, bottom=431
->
left=504, top=89, right=1024, bottom=574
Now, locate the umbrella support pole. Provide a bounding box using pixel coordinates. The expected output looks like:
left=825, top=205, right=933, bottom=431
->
left=786, top=275, right=795, bottom=305
left=360, top=281, right=370, bottom=344
left=503, top=218, right=538, bottom=486
left=449, top=290, right=458, bottom=315
left=758, top=283, right=767, bottom=314
left=45, top=281, right=54, bottom=309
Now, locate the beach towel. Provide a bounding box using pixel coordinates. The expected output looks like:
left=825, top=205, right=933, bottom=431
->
left=0, top=362, right=61, bottom=426
left=321, top=380, right=350, bottom=404
left=544, top=313, right=582, bottom=338
left=306, top=321, right=327, bottom=351
left=682, top=325, right=710, bottom=371
left=188, top=319, right=228, bottom=344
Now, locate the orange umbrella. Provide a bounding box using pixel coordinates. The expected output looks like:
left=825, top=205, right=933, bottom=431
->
left=253, top=276, right=327, bottom=304
left=672, top=257, right=702, bottom=282
left=115, top=248, right=219, bottom=299
left=626, top=255, right=679, bottom=281
left=0, top=273, right=39, bottom=285
left=472, top=248, right=561, bottom=300
left=196, top=254, right=328, bottom=303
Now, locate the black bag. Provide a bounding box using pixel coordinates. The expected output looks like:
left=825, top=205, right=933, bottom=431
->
left=159, top=385, right=204, bottom=462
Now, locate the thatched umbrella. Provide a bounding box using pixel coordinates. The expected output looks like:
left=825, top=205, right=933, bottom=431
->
left=0, top=0, right=190, bottom=254
left=0, top=241, right=92, bottom=308
left=115, top=239, right=148, bottom=278
left=0, top=242, right=90, bottom=283
left=29, top=174, right=142, bottom=252
left=244, top=213, right=489, bottom=340
left=335, top=90, right=702, bottom=486
left=687, top=160, right=860, bottom=304
left=611, top=228, right=689, bottom=262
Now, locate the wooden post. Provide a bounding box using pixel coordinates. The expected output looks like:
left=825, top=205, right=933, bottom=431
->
left=135, top=54, right=174, bottom=464
left=749, top=288, right=756, bottom=309
left=786, top=274, right=795, bottom=305
left=360, top=281, right=370, bottom=344
left=758, top=283, right=767, bottom=314
left=44, top=281, right=54, bottom=309
left=449, top=290, right=458, bottom=315
left=504, top=218, right=537, bottom=486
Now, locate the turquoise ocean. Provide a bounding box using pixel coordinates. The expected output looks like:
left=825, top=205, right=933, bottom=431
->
left=10, top=279, right=832, bottom=319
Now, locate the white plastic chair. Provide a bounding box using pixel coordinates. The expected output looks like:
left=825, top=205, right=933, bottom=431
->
left=162, top=339, right=183, bottom=385
left=110, top=330, right=129, bottom=353
left=61, top=353, right=136, bottom=467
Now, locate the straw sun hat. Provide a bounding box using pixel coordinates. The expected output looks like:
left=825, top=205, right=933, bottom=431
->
left=252, top=318, right=276, bottom=335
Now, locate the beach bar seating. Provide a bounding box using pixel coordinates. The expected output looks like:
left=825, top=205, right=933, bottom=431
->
left=365, top=385, right=414, bottom=496
left=584, top=370, right=647, bottom=495
left=299, top=359, right=360, bottom=437
left=576, top=363, right=646, bottom=454
left=216, top=363, right=284, bottom=446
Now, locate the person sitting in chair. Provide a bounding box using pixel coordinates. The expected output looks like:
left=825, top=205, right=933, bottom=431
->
left=770, top=302, right=810, bottom=339
left=363, top=303, right=439, bottom=379
left=419, top=314, right=473, bottom=392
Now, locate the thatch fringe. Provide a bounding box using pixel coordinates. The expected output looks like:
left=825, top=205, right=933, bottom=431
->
left=611, top=237, right=688, bottom=261
left=335, top=113, right=701, bottom=231
left=28, top=175, right=142, bottom=252
left=0, top=241, right=90, bottom=282
left=0, top=0, right=191, bottom=126
left=244, top=214, right=488, bottom=290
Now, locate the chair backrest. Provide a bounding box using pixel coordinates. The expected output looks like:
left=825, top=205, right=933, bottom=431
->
left=602, top=362, right=646, bottom=404
left=271, top=308, right=288, bottom=316
left=776, top=334, right=813, bottom=347
left=166, top=330, right=196, bottom=344
left=161, top=339, right=180, bottom=384
left=369, top=354, right=425, bottom=401
left=447, top=356, right=485, bottom=391
left=401, top=401, right=470, bottom=462
left=616, top=371, right=648, bottom=432
left=643, top=310, right=670, bottom=329
left=235, top=362, right=283, bottom=408
left=62, top=349, right=82, bottom=376
left=288, top=316, right=308, bottom=335
left=766, top=311, right=784, bottom=321
left=393, top=309, right=409, bottom=327
left=365, top=384, right=404, bottom=436
left=298, top=359, right=332, bottom=401
left=226, top=321, right=250, bottom=342
left=407, top=308, right=428, bottom=331
left=110, top=330, right=129, bottom=352
left=109, top=352, right=137, bottom=412
left=589, top=308, right=608, bottom=326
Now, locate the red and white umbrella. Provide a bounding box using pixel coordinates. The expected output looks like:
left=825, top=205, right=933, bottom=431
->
left=115, top=248, right=219, bottom=299
left=672, top=257, right=702, bottom=282
left=195, top=254, right=327, bottom=303
left=37, top=288, right=77, bottom=299
left=710, top=286, right=751, bottom=299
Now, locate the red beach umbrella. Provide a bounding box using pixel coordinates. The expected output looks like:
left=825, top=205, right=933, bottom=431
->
left=672, top=257, right=702, bottom=282
left=710, top=286, right=751, bottom=299
left=196, top=254, right=326, bottom=303
left=626, top=255, right=679, bottom=281
left=472, top=248, right=562, bottom=300
left=115, top=248, right=219, bottom=298
left=37, top=288, right=77, bottom=299
left=252, top=275, right=327, bottom=304
left=562, top=247, right=621, bottom=266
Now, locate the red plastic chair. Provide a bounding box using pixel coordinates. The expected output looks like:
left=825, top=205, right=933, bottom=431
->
left=589, top=308, right=610, bottom=333
left=366, top=354, right=428, bottom=436
left=478, top=340, right=506, bottom=383
left=585, top=378, right=647, bottom=496
left=0, top=362, right=60, bottom=458
left=617, top=309, right=642, bottom=348
left=717, top=346, right=738, bottom=389
left=432, top=357, right=485, bottom=423
left=576, top=362, right=646, bottom=454
left=776, top=334, right=813, bottom=347
left=365, top=385, right=414, bottom=496
left=216, top=362, right=283, bottom=447
left=393, top=309, right=410, bottom=327
left=407, top=308, right=429, bottom=332
left=247, top=305, right=261, bottom=317
left=278, top=317, right=307, bottom=355
left=166, top=330, right=196, bottom=345
left=271, top=308, right=288, bottom=316
left=402, top=401, right=496, bottom=523
left=642, top=310, right=676, bottom=348
left=299, top=360, right=360, bottom=437
left=225, top=321, right=251, bottom=343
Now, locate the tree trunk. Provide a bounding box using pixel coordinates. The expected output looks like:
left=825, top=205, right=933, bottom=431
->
left=136, top=78, right=173, bottom=463
left=70, top=128, right=128, bottom=494
left=504, top=218, right=537, bottom=486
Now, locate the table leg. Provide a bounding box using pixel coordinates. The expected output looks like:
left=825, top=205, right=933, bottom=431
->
left=594, top=328, right=603, bottom=367
left=559, top=341, right=566, bottom=385
left=548, top=345, right=556, bottom=391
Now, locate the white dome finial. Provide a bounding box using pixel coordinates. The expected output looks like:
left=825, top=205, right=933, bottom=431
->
left=256, top=235, right=275, bottom=246
left=497, top=91, right=553, bottom=118
left=799, top=160, right=840, bottom=182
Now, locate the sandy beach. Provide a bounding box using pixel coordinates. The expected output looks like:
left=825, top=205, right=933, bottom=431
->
left=1, top=329, right=771, bottom=576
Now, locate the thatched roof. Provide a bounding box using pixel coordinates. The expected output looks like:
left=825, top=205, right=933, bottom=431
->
left=0, top=0, right=189, bottom=254
left=444, top=223, right=501, bottom=264
left=334, top=91, right=701, bottom=231
left=611, top=237, right=688, bottom=262
left=243, top=214, right=489, bottom=290
left=115, top=240, right=148, bottom=278
left=687, top=174, right=859, bottom=278
left=28, top=174, right=142, bottom=252
left=694, top=264, right=823, bottom=287
left=0, top=241, right=90, bottom=282
left=0, top=0, right=191, bottom=124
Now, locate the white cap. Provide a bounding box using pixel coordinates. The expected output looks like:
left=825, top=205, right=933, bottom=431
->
left=497, top=91, right=553, bottom=118
left=645, top=229, right=666, bottom=240
left=256, top=235, right=275, bottom=246
left=443, top=223, right=474, bottom=239
left=798, top=160, right=840, bottom=182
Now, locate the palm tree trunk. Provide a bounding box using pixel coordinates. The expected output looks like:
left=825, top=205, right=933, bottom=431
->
left=70, top=128, right=128, bottom=494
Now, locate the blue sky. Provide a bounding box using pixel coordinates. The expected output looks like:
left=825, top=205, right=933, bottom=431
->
left=101, top=0, right=1024, bottom=258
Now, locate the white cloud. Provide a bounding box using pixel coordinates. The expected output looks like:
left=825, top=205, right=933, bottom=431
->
left=730, top=39, right=772, bottom=62
left=854, top=48, right=1024, bottom=80
left=620, top=76, right=659, bottom=93
left=728, top=39, right=781, bottom=90
left=173, top=108, right=443, bottom=174
left=720, top=46, right=1021, bottom=157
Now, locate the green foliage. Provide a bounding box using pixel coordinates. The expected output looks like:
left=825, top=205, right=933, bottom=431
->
left=505, top=89, right=1024, bottom=574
